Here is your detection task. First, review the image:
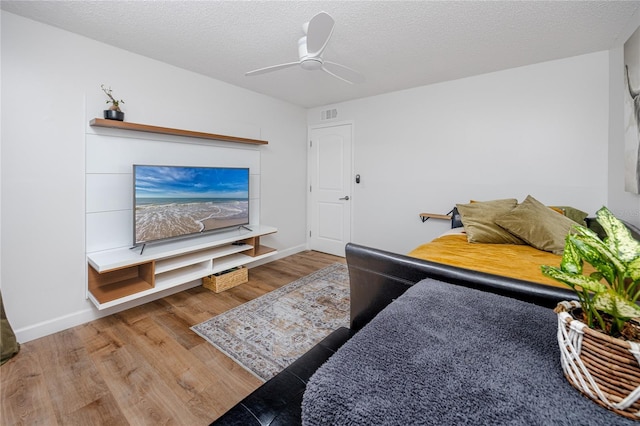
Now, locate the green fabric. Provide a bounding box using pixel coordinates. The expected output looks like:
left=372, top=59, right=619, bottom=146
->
left=456, top=199, right=525, bottom=245
left=550, top=205, right=589, bottom=226
left=1, top=291, right=20, bottom=365
left=495, top=195, right=577, bottom=255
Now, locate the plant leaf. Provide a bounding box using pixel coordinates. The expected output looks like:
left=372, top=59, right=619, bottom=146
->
left=596, top=207, right=640, bottom=263
left=594, top=291, right=640, bottom=319
left=560, top=235, right=582, bottom=274
left=541, top=266, right=607, bottom=293
left=628, top=257, right=640, bottom=282
left=569, top=234, right=619, bottom=284
left=573, top=224, right=601, bottom=239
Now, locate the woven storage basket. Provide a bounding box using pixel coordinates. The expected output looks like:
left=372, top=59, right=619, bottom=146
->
left=202, top=266, right=248, bottom=293
left=555, top=300, right=640, bottom=419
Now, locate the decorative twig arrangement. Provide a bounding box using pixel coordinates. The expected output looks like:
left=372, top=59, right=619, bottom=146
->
left=101, top=84, right=124, bottom=112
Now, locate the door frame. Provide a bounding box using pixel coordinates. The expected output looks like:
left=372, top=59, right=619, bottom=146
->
left=307, top=120, right=356, bottom=253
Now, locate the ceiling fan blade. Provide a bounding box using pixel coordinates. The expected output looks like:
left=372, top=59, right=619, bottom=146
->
left=322, top=61, right=365, bottom=84
left=306, top=11, right=335, bottom=57
left=245, top=61, right=300, bottom=77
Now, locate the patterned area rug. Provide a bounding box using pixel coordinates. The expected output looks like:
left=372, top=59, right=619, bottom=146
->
left=191, top=263, right=350, bottom=381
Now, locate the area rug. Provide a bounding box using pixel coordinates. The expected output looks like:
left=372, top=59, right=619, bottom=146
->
left=191, top=263, right=349, bottom=381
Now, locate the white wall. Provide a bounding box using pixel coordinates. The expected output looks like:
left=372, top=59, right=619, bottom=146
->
left=309, top=52, right=613, bottom=254
left=1, top=11, right=308, bottom=342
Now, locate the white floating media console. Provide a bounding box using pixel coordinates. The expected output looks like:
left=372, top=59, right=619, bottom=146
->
left=87, top=225, right=277, bottom=310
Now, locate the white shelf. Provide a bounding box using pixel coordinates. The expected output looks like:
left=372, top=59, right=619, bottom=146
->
left=154, top=244, right=252, bottom=274
left=210, top=250, right=277, bottom=274
left=155, top=263, right=212, bottom=289
left=87, top=225, right=277, bottom=309
left=87, top=280, right=197, bottom=311
left=88, top=225, right=276, bottom=272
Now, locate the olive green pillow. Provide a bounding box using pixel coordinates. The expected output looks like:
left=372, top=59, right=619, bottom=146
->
left=456, top=199, right=525, bottom=244
left=495, top=195, right=577, bottom=255
left=1, top=291, right=19, bottom=365
left=549, top=206, right=589, bottom=226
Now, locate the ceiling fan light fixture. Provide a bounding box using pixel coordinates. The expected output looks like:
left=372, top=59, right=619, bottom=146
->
left=300, top=58, right=323, bottom=71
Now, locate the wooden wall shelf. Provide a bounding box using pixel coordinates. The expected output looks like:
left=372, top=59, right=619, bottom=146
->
left=419, top=212, right=452, bottom=223
left=90, top=118, right=268, bottom=145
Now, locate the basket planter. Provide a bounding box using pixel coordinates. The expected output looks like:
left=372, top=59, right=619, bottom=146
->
left=202, top=266, right=248, bottom=293
left=555, top=300, right=640, bottom=419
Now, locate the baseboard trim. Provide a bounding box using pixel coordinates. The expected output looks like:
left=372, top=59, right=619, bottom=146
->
left=14, top=244, right=310, bottom=343
left=14, top=305, right=104, bottom=343
left=14, top=279, right=205, bottom=343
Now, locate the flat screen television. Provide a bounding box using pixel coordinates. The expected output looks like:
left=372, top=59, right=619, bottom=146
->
left=133, top=165, right=250, bottom=247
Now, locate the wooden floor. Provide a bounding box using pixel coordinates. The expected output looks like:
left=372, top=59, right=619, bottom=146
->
left=1, top=250, right=344, bottom=425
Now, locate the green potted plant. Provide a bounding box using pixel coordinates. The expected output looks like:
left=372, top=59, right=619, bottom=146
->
left=541, top=206, right=640, bottom=419
left=101, top=84, right=125, bottom=121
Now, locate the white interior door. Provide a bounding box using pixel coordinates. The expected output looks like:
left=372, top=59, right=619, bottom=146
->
left=309, top=124, right=352, bottom=257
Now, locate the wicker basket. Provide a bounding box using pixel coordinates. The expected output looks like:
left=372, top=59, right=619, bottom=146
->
left=202, top=266, right=248, bottom=293
left=555, top=300, right=640, bottom=419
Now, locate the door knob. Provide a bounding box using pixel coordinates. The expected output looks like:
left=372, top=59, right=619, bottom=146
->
left=339, top=196, right=350, bottom=200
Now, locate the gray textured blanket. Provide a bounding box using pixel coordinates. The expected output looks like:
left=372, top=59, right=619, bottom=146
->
left=302, top=278, right=636, bottom=425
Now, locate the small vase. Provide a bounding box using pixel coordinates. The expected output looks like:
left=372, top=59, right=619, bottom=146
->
left=103, top=110, right=124, bottom=121
left=555, top=300, right=640, bottom=419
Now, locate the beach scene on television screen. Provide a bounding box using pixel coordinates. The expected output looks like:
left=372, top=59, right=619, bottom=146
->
left=135, top=166, right=249, bottom=244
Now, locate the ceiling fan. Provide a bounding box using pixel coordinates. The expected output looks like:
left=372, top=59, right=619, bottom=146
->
left=245, top=11, right=365, bottom=85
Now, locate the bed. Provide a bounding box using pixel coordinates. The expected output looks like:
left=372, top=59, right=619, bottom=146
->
left=302, top=264, right=638, bottom=425
left=300, top=242, right=640, bottom=425
left=409, top=228, right=574, bottom=288
left=408, top=195, right=599, bottom=289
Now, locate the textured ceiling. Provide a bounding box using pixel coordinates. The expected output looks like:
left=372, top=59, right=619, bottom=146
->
left=2, top=0, right=640, bottom=108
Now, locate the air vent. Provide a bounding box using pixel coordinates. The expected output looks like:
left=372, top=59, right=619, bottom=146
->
left=321, top=109, right=337, bottom=120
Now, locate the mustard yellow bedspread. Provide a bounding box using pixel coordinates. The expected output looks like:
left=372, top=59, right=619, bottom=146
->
left=408, top=233, right=581, bottom=289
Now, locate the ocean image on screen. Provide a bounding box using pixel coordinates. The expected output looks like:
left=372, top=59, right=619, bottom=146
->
left=134, top=165, right=249, bottom=244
